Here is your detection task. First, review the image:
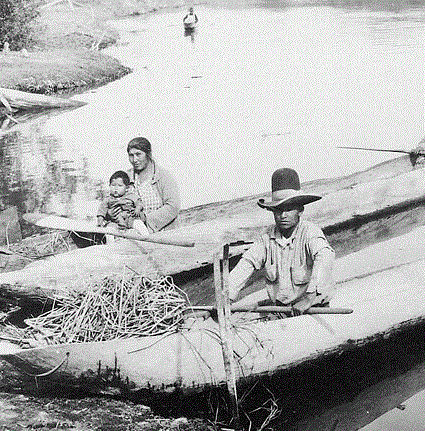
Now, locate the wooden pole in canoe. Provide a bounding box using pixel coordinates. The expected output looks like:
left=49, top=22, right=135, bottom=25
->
left=74, top=226, right=195, bottom=248
left=214, top=244, right=240, bottom=428
left=21, top=214, right=195, bottom=247
left=186, top=305, right=353, bottom=314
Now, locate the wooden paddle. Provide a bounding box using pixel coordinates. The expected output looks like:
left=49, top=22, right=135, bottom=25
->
left=186, top=305, right=353, bottom=314
left=71, top=226, right=195, bottom=247
left=337, top=137, right=425, bottom=155
left=337, top=146, right=413, bottom=154
left=23, top=213, right=195, bottom=248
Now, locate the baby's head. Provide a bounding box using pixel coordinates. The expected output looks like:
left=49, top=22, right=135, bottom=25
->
left=109, top=171, right=131, bottom=198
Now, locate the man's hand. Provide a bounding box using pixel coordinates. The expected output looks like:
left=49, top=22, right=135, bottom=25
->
left=291, top=292, right=316, bottom=317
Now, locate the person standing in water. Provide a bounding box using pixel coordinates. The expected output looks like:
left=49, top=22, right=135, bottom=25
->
left=183, top=7, right=198, bottom=29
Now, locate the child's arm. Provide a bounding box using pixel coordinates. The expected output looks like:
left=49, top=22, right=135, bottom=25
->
left=134, top=199, right=146, bottom=223
left=97, top=215, right=107, bottom=227
left=97, top=200, right=108, bottom=227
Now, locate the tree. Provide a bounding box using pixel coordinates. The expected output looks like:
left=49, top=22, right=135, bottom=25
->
left=0, top=0, right=40, bottom=51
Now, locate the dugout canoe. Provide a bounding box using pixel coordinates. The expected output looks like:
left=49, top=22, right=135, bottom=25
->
left=1, top=227, right=425, bottom=396
left=1, top=152, right=425, bottom=308
left=1, top=104, right=88, bottom=134
left=0, top=229, right=77, bottom=274
left=0, top=87, right=86, bottom=111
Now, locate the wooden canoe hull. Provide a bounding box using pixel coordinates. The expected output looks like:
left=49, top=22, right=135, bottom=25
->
left=0, top=87, right=86, bottom=111
left=2, top=158, right=425, bottom=307
left=10, top=151, right=416, bottom=275
left=178, top=153, right=425, bottom=226
left=1, top=104, right=87, bottom=134
left=0, top=231, right=77, bottom=274
left=2, top=228, right=425, bottom=394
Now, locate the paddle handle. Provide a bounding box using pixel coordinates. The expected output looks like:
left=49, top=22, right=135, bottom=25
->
left=89, top=227, right=195, bottom=247
left=337, top=146, right=411, bottom=154
left=188, top=305, right=353, bottom=314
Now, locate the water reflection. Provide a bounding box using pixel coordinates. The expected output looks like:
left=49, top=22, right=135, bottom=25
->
left=184, top=27, right=196, bottom=43
left=0, top=105, right=82, bottom=135
left=276, top=323, right=425, bottom=430
left=145, top=321, right=425, bottom=429
left=0, top=0, right=424, bottom=227
left=0, top=127, right=103, bottom=236
left=361, top=389, right=425, bottom=431
left=295, top=355, right=425, bottom=430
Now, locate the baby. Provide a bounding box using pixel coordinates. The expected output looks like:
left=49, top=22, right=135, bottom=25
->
left=97, top=170, right=144, bottom=231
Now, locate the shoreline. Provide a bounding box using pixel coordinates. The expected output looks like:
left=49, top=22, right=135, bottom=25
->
left=1, top=0, right=419, bottom=96
left=0, top=1, right=185, bottom=95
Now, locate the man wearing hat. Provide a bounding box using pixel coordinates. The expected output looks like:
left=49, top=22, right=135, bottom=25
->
left=229, top=168, right=335, bottom=316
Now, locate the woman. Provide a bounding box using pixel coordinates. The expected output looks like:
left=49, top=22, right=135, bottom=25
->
left=119, top=137, right=180, bottom=233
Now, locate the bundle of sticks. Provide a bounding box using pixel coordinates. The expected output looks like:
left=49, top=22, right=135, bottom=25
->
left=23, top=269, right=188, bottom=345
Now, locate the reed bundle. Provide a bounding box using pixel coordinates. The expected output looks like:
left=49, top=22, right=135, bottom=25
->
left=23, top=269, right=188, bottom=346
left=8, top=231, right=72, bottom=260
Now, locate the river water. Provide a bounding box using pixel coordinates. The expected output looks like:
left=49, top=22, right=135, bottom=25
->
left=1, top=0, right=425, bottom=220
left=1, top=0, right=425, bottom=429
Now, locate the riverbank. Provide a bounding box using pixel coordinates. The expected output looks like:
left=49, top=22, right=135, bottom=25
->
left=0, top=0, right=170, bottom=94
left=1, top=0, right=423, bottom=95
left=0, top=384, right=214, bottom=431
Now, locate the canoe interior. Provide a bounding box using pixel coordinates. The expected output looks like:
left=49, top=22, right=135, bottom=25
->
left=178, top=153, right=424, bottom=226
left=0, top=231, right=76, bottom=274
left=1, top=154, right=425, bottom=429
left=3, top=251, right=425, bottom=426
left=2, top=225, right=425, bottom=427
left=173, top=195, right=425, bottom=305
left=1, top=153, right=425, bottom=308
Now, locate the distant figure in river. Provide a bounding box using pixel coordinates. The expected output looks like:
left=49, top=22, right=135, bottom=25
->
left=228, top=168, right=335, bottom=316
left=115, top=137, right=181, bottom=233
left=183, top=7, right=198, bottom=29
left=97, top=170, right=146, bottom=233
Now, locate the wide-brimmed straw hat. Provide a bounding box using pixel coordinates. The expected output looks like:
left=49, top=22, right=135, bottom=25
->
left=257, top=168, right=322, bottom=210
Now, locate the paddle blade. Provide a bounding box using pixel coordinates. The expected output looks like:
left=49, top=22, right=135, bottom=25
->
left=23, top=213, right=195, bottom=247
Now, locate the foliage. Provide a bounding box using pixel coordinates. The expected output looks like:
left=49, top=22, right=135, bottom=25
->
left=0, top=0, right=40, bottom=50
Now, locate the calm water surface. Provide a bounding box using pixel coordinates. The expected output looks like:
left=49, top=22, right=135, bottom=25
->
left=1, top=0, right=424, bottom=218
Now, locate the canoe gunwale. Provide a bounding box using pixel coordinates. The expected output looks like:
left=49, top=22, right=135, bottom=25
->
left=4, top=170, right=425, bottom=307
left=3, top=313, right=425, bottom=396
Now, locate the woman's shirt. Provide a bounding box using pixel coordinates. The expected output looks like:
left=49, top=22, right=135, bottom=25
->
left=128, top=161, right=180, bottom=233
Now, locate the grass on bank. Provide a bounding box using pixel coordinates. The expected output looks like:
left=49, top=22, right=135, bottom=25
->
left=0, top=0, right=138, bottom=94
